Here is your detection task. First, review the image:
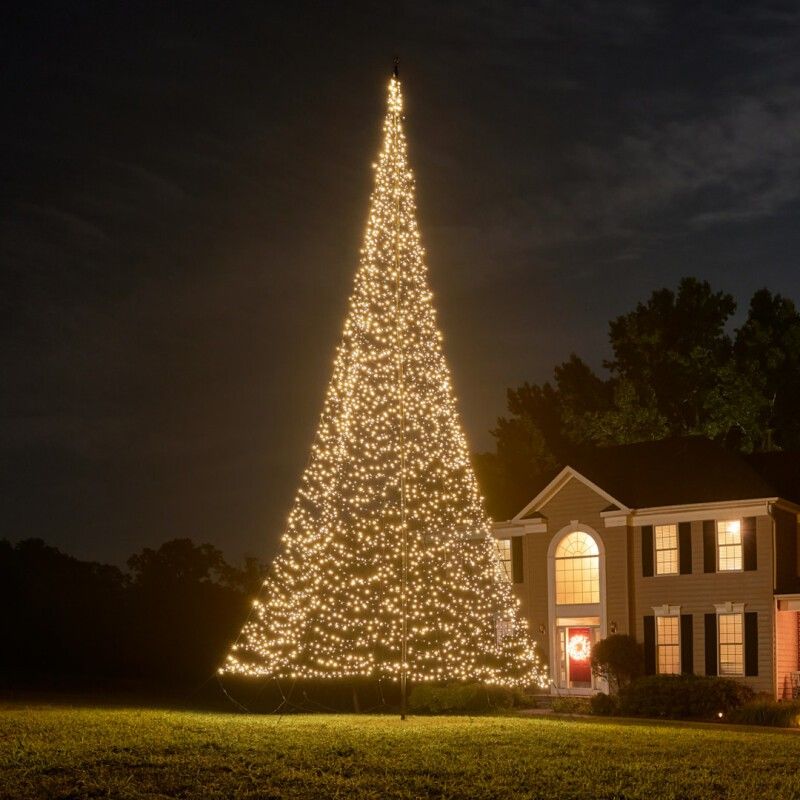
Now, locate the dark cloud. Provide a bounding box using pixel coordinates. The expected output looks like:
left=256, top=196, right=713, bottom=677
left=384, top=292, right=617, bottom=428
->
left=2, top=1, right=799, bottom=564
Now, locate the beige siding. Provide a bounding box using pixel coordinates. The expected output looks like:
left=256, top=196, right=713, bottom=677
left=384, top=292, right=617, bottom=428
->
left=516, top=476, right=630, bottom=657
left=506, top=471, right=787, bottom=696
left=632, top=515, right=775, bottom=695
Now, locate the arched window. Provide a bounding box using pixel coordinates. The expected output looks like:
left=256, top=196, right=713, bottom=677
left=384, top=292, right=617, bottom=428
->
left=555, top=531, right=600, bottom=604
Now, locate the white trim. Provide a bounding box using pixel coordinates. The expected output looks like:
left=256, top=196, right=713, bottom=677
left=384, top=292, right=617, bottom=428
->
left=513, top=466, right=629, bottom=522
left=715, top=518, right=744, bottom=573
left=492, top=519, right=546, bottom=536
left=654, top=609, right=682, bottom=675
left=714, top=601, right=745, bottom=614
left=653, top=604, right=681, bottom=616
left=547, top=523, right=607, bottom=694
left=653, top=523, right=680, bottom=576
left=556, top=615, right=601, bottom=627
left=715, top=603, right=746, bottom=678
left=774, top=498, right=800, bottom=515
left=603, top=498, right=775, bottom=528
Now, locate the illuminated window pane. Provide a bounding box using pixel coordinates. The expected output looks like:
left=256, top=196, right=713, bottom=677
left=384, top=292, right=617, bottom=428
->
left=717, top=520, right=742, bottom=572
left=655, top=524, right=678, bottom=575
left=495, top=539, right=512, bottom=582
left=555, top=531, right=600, bottom=604
left=495, top=615, right=513, bottom=645
left=718, top=612, right=744, bottom=676
left=657, top=615, right=681, bottom=674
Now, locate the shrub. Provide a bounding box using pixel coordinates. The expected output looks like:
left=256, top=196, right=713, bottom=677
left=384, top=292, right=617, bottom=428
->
left=729, top=699, right=800, bottom=728
left=618, top=674, right=754, bottom=719
left=551, top=696, right=592, bottom=714
left=590, top=692, right=618, bottom=716
left=590, top=635, right=643, bottom=693
left=408, top=682, right=518, bottom=714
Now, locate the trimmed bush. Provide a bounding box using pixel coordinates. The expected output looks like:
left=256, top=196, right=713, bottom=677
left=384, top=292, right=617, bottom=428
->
left=729, top=699, right=800, bottom=728
left=408, top=682, right=518, bottom=714
left=551, top=696, right=592, bottom=714
left=618, top=674, right=754, bottom=719
left=590, top=692, right=618, bottom=716
left=591, top=635, right=644, bottom=693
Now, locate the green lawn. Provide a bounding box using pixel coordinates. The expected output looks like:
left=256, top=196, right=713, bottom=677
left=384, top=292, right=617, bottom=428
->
left=1, top=705, right=799, bottom=799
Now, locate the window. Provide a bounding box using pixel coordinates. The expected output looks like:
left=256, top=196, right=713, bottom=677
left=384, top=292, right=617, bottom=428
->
left=718, top=612, right=744, bottom=675
left=495, top=538, right=512, bottom=582
left=717, top=520, right=742, bottom=572
left=656, top=615, right=681, bottom=674
left=654, top=524, right=678, bottom=575
left=495, top=614, right=513, bottom=644
left=555, top=531, right=600, bottom=605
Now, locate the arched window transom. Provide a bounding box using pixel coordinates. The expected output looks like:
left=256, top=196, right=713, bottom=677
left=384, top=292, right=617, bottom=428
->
left=555, top=531, right=600, bottom=604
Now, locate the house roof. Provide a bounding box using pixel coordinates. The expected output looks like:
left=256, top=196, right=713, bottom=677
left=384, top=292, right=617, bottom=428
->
left=526, top=437, right=792, bottom=513
left=745, top=450, right=800, bottom=505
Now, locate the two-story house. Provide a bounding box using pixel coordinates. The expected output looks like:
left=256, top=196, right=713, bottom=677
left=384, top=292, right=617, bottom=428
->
left=492, top=437, right=800, bottom=698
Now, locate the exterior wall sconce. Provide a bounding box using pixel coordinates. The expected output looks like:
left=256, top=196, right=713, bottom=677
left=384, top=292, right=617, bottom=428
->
left=610, top=621, right=618, bottom=634
left=538, top=624, right=547, bottom=635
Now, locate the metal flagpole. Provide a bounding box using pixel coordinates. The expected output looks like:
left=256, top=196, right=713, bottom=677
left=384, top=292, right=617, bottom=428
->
left=392, top=56, right=408, bottom=721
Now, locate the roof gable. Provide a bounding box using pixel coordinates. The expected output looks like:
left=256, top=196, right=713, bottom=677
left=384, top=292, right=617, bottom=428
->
left=513, top=466, right=628, bottom=521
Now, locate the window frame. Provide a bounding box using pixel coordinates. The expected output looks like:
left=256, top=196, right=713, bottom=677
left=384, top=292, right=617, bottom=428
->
left=554, top=530, right=600, bottom=605
left=653, top=523, right=679, bottom=576
left=716, top=519, right=743, bottom=573
left=653, top=604, right=682, bottom=675
left=715, top=602, right=745, bottom=677
left=495, top=538, right=513, bottom=582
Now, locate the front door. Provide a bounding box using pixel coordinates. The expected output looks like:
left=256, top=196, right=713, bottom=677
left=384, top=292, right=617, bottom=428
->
left=558, top=625, right=597, bottom=689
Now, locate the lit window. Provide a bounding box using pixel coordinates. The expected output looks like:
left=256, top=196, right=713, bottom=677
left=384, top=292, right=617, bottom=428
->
left=718, top=612, right=744, bottom=675
left=495, top=614, right=513, bottom=644
left=495, top=539, right=512, bottom=582
left=657, top=615, right=680, bottom=674
left=555, top=531, right=600, bottom=605
left=717, top=520, right=742, bottom=572
left=655, top=524, right=678, bottom=575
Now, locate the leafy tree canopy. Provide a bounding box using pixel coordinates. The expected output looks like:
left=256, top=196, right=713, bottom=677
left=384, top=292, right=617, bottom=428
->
left=476, top=279, right=800, bottom=518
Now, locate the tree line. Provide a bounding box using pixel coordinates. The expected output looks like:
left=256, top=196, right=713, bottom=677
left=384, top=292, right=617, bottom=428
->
left=474, top=278, right=800, bottom=518
left=0, top=537, right=265, bottom=694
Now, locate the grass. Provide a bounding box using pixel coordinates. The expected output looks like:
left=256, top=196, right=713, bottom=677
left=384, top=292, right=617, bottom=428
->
left=1, top=704, right=800, bottom=799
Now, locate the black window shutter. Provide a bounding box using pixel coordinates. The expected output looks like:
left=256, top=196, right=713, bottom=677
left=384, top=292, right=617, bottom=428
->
left=743, top=517, right=757, bottom=571
left=643, top=616, right=656, bottom=675
left=745, top=611, right=758, bottom=676
left=704, top=613, right=718, bottom=675
left=641, top=525, right=654, bottom=577
left=679, top=522, right=692, bottom=574
left=703, top=520, right=716, bottom=573
left=511, top=536, right=524, bottom=584
left=680, top=614, right=694, bottom=674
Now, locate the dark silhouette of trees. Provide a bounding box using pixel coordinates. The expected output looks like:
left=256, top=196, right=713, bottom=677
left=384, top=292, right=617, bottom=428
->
left=476, top=280, right=800, bottom=518
left=0, top=538, right=265, bottom=693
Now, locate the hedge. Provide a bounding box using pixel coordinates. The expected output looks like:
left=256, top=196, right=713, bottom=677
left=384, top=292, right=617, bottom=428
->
left=616, top=674, right=754, bottom=719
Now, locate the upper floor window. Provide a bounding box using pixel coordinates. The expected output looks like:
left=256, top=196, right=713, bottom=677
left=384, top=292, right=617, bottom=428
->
left=656, top=615, right=681, bottom=674
left=495, top=538, right=512, bottom=582
left=655, top=524, right=678, bottom=575
left=555, top=531, right=599, bottom=605
left=718, top=611, right=744, bottom=675
left=717, top=520, right=742, bottom=572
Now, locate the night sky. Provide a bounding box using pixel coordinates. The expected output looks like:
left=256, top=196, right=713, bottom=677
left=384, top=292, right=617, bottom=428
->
left=3, top=2, right=799, bottom=566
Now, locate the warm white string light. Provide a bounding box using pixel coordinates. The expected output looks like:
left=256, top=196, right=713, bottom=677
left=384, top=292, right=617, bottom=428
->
left=220, top=75, right=545, bottom=688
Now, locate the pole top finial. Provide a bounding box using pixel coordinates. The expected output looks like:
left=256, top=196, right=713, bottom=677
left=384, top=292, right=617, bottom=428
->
left=393, top=56, right=399, bottom=78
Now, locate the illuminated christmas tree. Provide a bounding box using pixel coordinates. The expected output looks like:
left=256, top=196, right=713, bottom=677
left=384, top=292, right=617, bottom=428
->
left=221, top=69, right=544, bottom=696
